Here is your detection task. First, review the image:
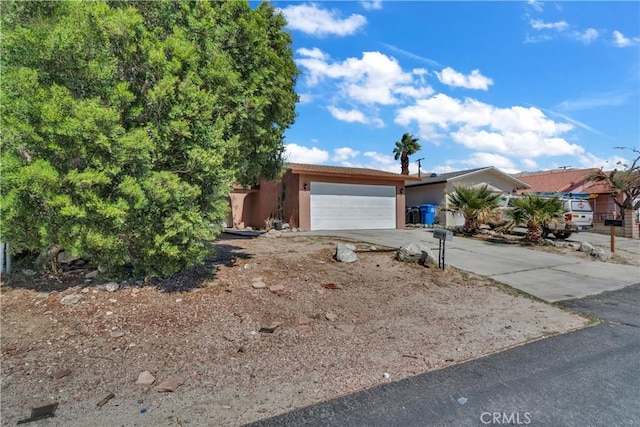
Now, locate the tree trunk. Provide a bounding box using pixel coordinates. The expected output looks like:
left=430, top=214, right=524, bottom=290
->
left=525, top=222, right=542, bottom=244
left=401, top=153, right=409, bottom=175
left=463, top=217, right=478, bottom=235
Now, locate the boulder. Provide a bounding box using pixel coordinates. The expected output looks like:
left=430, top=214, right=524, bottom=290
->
left=396, top=242, right=436, bottom=265
left=579, top=241, right=594, bottom=253
left=335, top=244, right=357, bottom=263
left=591, top=248, right=612, bottom=262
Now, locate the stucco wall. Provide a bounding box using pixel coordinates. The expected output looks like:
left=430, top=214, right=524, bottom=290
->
left=406, top=182, right=447, bottom=207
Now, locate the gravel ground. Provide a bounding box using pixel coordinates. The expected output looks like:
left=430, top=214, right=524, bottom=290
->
left=0, top=234, right=589, bottom=426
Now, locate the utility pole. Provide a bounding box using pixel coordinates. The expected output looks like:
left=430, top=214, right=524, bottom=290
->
left=416, top=158, right=425, bottom=177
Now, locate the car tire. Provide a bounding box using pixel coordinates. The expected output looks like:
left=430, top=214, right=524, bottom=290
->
left=553, top=231, right=572, bottom=240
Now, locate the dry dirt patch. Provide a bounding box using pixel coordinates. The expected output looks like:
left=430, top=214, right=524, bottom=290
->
left=1, top=234, right=588, bottom=426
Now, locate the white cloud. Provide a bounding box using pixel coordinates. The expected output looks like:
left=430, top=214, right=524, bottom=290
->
left=613, top=30, right=640, bottom=47
left=298, top=93, right=314, bottom=104
left=527, top=0, right=544, bottom=13
left=577, top=153, right=630, bottom=170
left=431, top=164, right=457, bottom=174
left=296, top=50, right=414, bottom=105
left=461, top=152, right=517, bottom=172
left=520, top=158, right=539, bottom=171
left=395, top=93, right=582, bottom=158
left=327, top=106, right=384, bottom=126
left=279, top=3, right=366, bottom=37
left=435, top=67, right=493, bottom=91
left=297, top=47, right=329, bottom=60
left=530, top=19, right=569, bottom=31
left=395, top=85, right=435, bottom=99
left=524, top=34, right=553, bottom=44
left=284, top=143, right=329, bottom=164
left=574, top=28, right=599, bottom=44
left=361, top=0, right=382, bottom=10
left=332, top=147, right=361, bottom=162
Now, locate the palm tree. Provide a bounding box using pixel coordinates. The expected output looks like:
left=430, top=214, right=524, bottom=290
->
left=393, top=133, right=421, bottom=175
left=508, top=195, right=566, bottom=244
left=445, top=185, right=502, bottom=234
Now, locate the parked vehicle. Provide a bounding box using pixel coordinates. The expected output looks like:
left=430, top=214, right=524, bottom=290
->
left=559, top=197, right=594, bottom=231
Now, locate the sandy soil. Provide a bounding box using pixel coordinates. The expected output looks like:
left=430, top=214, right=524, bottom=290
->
left=0, top=234, right=589, bottom=426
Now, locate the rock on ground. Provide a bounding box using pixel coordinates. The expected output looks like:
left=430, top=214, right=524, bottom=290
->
left=579, top=241, right=594, bottom=253
left=104, top=282, right=119, bottom=292
left=60, top=294, right=82, bottom=305
left=136, top=371, right=156, bottom=386
left=156, top=376, right=185, bottom=392
left=335, top=244, right=357, bottom=263
left=591, top=248, right=612, bottom=261
left=396, top=242, right=436, bottom=265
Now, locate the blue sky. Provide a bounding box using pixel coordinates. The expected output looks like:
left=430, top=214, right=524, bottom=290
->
left=270, top=0, right=639, bottom=175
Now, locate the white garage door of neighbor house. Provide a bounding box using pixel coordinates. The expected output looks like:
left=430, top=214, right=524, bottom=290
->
left=310, top=182, right=396, bottom=230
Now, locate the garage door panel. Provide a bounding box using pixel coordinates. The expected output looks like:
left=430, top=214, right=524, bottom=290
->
left=311, top=182, right=396, bottom=197
left=310, top=183, right=396, bottom=230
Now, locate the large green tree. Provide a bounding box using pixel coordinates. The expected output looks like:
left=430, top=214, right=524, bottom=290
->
left=0, top=1, right=298, bottom=277
left=393, top=133, right=421, bottom=175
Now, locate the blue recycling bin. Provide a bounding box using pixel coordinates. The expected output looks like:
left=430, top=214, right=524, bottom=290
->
left=419, top=204, right=437, bottom=225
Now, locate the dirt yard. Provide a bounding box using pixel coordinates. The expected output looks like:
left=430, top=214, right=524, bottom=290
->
left=1, top=234, right=589, bottom=426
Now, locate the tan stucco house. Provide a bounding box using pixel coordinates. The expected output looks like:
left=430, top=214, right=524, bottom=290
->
left=405, top=167, right=530, bottom=227
left=228, top=163, right=420, bottom=231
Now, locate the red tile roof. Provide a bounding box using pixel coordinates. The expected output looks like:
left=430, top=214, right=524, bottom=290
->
left=286, top=163, right=421, bottom=181
left=516, top=168, right=610, bottom=193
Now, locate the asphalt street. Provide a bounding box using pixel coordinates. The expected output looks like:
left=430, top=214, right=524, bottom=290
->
left=248, top=284, right=640, bottom=427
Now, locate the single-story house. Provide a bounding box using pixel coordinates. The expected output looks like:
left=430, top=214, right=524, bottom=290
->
left=228, top=163, right=420, bottom=231
left=515, top=168, right=615, bottom=220
left=405, top=166, right=530, bottom=227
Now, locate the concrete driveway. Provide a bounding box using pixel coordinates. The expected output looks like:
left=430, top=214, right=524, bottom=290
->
left=294, top=229, right=639, bottom=302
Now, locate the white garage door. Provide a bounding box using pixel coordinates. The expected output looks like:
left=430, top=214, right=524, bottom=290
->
left=310, top=182, right=396, bottom=230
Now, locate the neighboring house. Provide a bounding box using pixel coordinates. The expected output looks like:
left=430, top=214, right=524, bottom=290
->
left=405, top=167, right=530, bottom=227
left=228, top=163, right=420, bottom=231
left=515, top=168, right=616, bottom=221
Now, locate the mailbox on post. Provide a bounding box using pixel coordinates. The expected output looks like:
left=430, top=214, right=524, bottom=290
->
left=433, top=229, right=453, bottom=241
left=604, top=219, right=623, bottom=252
left=433, top=228, right=453, bottom=269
